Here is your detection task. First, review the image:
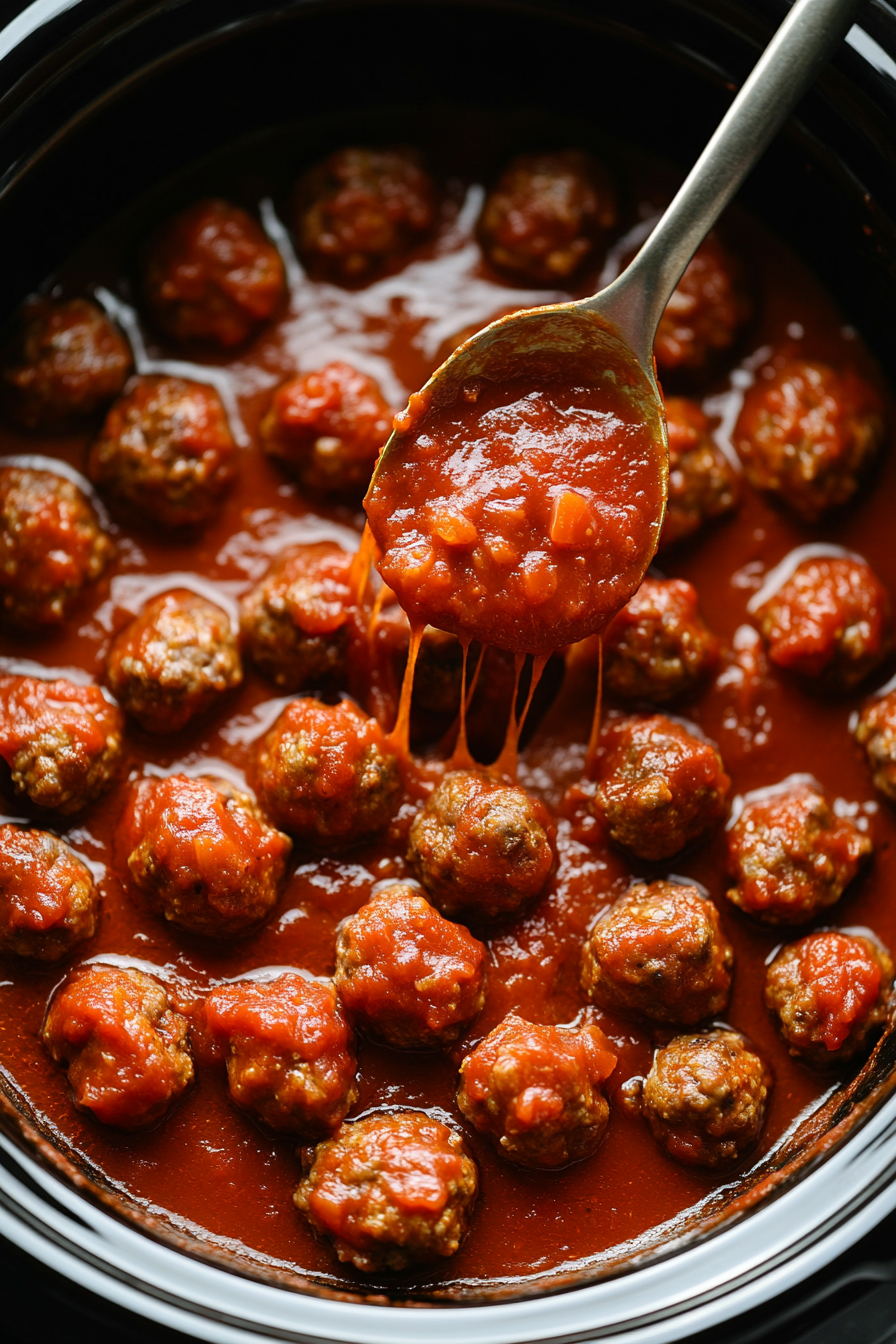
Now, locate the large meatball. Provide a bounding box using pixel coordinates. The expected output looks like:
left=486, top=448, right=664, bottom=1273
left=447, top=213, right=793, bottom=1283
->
left=121, top=773, right=292, bottom=938
left=0, top=825, right=97, bottom=961
left=295, top=1110, right=477, bottom=1271
left=407, top=769, right=554, bottom=921
left=0, top=465, right=112, bottom=627
left=334, top=883, right=487, bottom=1048
left=734, top=356, right=883, bottom=521
left=1, top=297, right=132, bottom=431
left=43, top=964, right=193, bottom=1129
left=855, top=689, right=896, bottom=801
left=581, top=881, right=732, bottom=1025
left=295, top=147, right=436, bottom=281
left=88, top=375, right=236, bottom=527
left=765, top=930, right=893, bottom=1065
left=141, top=199, right=286, bottom=348
left=106, top=589, right=242, bottom=734
left=594, top=714, right=730, bottom=862
left=660, top=396, right=740, bottom=549
left=602, top=577, right=720, bottom=703
left=205, top=972, right=357, bottom=1135
left=478, top=150, right=617, bottom=283
left=726, top=780, right=871, bottom=925
left=654, top=233, right=750, bottom=376
left=254, top=697, right=400, bottom=848
left=0, top=675, right=123, bottom=814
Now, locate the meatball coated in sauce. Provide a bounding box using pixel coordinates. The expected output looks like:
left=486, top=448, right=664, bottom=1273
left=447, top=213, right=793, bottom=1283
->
left=602, top=577, right=720, bottom=703
left=334, top=884, right=487, bottom=1048
left=0, top=825, right=97, bottom=961
left=654, top=234, right=751, bottom=376
left=141, top=199, right=285, bottom=348
left=88, top=375, right=236, bottom=528
left=407, top=769, right=555, bottom=922
left=660, top=397, right=740, bottom=549
left=121, top=774, right=291, bottom=938
left=726, top=781, right=871, bottom=925
left=594, top=715, right=730, bottom=863
left=855, top=689, right=896, bottom=801
left=0, top=466, right=112, bottom=627
left=205, top=973, right=357, bottom=1135
left=42, top=965, right=193, bottom=1129
left=581, top=882, right=732, bottom=1025
left=1, top=297, right=132, bottom=431
left=765, top=931, right=893, bottom=1065
left=296, top=1110, right=477, bottom=1272
left=106, top=589, right=242, bottom=734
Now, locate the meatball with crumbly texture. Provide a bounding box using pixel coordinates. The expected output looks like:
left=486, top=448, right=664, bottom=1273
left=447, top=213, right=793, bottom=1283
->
left=660, top=397, right=740, bottom=549
left=43, top=964, right=193, bottom=1129
left=726, top=780, right=871, bottom=924
left=0, top=825, right=98, bottom=961
left=654, top=234, right=750, bottom=376
left=121, top=774, right=291, bottom=937
left=602, top=577, right=720, bottom=703
left=581, top=881, right=732, bottom=1024
left=141, top=199, right=285, bottom=348
left=734, top=357, right=883, bottom=521
left=255, top=697, right=400, bottom=848
left=88, top=375, right=235, bottom=527
left=295, top=1110, right=477, bottom=1271
left=0, top=466, right=112, bottom=627
left=407, top=769, right=555, bottom=921
left=0, top=675, right=123, bottom=814
left=594, top=715, right=730, bottom=862
left=205, top=972, right=357, bottom=1135
left=855, top=689, right=896, bottom=801
left=106, top=589, right=242, bottom=734
left=334, top=884, right=487, bottom=1048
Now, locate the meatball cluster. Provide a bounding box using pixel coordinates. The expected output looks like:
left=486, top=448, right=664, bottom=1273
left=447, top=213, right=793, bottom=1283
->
left=602, top=577, right=719, bottom=703
left=855, top=689, right=896, bottom=801
left=660, top=396, right=740, bottom=549
left=0, top=824, right=98, bottom=961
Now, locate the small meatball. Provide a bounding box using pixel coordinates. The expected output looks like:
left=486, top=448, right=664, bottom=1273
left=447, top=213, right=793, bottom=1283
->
left=734, top=357, right=883, bottom=521
left=478, top=150, right=617, bottom=284
left=581, top=881, right=732, bottom=1024
left=602, top=577, right=720, bottom=703
left=660, top=397, right=739, bottom=549
left=334, top=884, right=487, bottom=1048
left=0, top=466, right=112, bottom=627
left=407, top=769, right=554, bottom=921
left=654, top=233, right=750, bottom=375
left=141, top=199, right=285, bottom=348
left=205, top=972, right=357, bottom=1135
left=296, top=147, right=436, bottom=281
left=855, top=689, right=896, bottom=800
left=594, top=715, right=730, bottom=862
left=1, top=297, right=132, bottom=431
left=0, top=675, right=123, bottom=814
left=754, top=556, right=891, bottom=689
left=765, top=931, right=893, bottom=1065
left=239, top=542, right=355, bottom=692
left=42, top=964, right=193, bottom=1129
left=0, top=825, right=97, bottom=961
left=641, top=1029, right=771, bottom=1168
left=255, top=697, right=400, bottom=847
left=88, top=375, right=236, bottom=528
left=121, top=774, right=291, bottom=938
left=106, top=589, right=242, bottom=734
left=295, top=1110, right=477, bottom=1271
left=261, top=362, right=391, bottom=494
left=726, top=781, right=871, bottom=925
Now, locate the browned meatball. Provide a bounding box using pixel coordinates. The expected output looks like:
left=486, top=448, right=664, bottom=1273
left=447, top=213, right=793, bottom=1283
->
left=205, top=972, right=357, bottom=1134
left=581, top=881, right=732, bottom=1024
left=1, top=297, right=132, bottom=431
left=726, top=780, right=871, bottom=925
left=88, top=375, right=236, bottom=527
left=654, top=233, right=751, bottom=376
left=43, top=964, right=193, bottom=1129
left=334, top=884, right=487, bottom=1048
left=254, top=697, right=400, bottom=848
left=141, top=199, right=286, bottom=348
left=734, top=356, right=883, bottom=521
left=660, top=397, right=740, bottom=549
left=106, top=589, right=242, bottom=734
left=594, top=715, right=730, bottom=862
left=0, top=466, right=112, bottom=627
left=602, top=577, right=720, bottom=703
left=0, top=825, right=97, bottom=961
left=407, top=769, right=555, bottom=921
left=855, top=689, right=896, bottom=801
left=295, top=1110, right=477, bottom=1271
left=121, top=773, right=292, bottom=938
left=478, top=150, right=617, bottom=283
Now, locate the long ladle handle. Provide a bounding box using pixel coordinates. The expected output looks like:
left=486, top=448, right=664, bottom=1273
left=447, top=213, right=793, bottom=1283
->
left=587, top=0, right=867, bottom=371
